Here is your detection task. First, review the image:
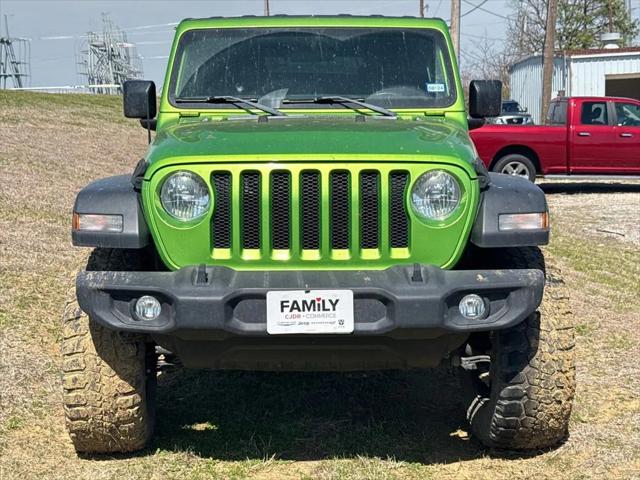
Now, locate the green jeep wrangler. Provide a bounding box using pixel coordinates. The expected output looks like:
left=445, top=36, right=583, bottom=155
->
left=63, top=15, right=575, bottom=453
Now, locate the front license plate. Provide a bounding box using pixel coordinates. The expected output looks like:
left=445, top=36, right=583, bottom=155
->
left=266, top=290, right=354, bottom=335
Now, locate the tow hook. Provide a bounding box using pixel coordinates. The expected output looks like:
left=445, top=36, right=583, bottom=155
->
left=456, top=355, right=492, bottom=385
left=454, top=354, right=491, bottom=371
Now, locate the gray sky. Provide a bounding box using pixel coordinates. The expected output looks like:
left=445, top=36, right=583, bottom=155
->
left=0, top=0, right=526, bottom=87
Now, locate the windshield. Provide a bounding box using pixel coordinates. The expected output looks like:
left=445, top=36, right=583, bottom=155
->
left=169, top=27, right=457, bottom=109
left=502, top=101, right=524, bottom=113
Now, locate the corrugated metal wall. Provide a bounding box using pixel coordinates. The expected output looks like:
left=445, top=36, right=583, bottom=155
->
left=509, top=56, right=566, bottom=124
left=510, top=52, right=640, bottom=124
left=569, top=53, right=640, bottom=97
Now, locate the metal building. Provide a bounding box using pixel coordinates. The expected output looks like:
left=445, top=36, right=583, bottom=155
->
left=509, top=47, right=640, bottom=124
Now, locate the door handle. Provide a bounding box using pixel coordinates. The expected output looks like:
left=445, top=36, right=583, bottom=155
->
left=620, top=133, right=633, bottom=138
left=577, top=132, right=591, bottom=137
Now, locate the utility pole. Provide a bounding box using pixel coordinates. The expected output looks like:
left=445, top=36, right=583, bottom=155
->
left=420, top=0, right=425, bottom=17
left=541, top=0, right=557, bottom=123
left=450, top=0, right=461, bottom=60
left=607, top=0, right=614, bottom=32
left=264, top=0, right=270, bottom=16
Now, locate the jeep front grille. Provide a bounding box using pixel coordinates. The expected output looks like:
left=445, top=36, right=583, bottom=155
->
left=210, top=168, right=410, bottom=260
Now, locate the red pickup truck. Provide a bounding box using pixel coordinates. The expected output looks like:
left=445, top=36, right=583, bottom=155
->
left=470, top=96, right=640, bottom=181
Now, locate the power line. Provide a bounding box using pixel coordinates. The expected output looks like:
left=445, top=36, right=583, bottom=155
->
left=122, top=22, right=178, bottom=31
left=41, top=28, right=174, bottom=41
left=461, top=0, right=489, bottom=18
left=461, top=32, right=506, bottom=41
left=462, top=0, right=510, bottom=19
left=463, top=20, right=503, bottom=26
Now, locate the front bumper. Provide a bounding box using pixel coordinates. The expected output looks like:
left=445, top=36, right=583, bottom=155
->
left=76, top=264, right=544, bottom=339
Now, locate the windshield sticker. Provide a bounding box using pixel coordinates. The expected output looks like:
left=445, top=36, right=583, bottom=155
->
left=426, top=83, right=445, bottom=93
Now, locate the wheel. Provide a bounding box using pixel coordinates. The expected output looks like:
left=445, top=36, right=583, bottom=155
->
left=61, top=248, right=157, bottom=453
left=492, top=154, right=536, bottom=182
left=460, top=247, right=575, bottom=450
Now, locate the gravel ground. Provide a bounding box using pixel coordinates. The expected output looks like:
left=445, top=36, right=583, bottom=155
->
left=540, top=181, right=640, bottom=246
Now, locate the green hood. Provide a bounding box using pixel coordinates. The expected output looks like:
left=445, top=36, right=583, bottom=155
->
left=145, top=116, right=476, bottom=174
left=141, top=115, right=481, bottom=271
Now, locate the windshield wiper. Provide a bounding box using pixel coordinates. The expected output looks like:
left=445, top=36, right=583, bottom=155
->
left=175, top=95, right=287, bottom=116
left=313, top=96, right=396, bottom=117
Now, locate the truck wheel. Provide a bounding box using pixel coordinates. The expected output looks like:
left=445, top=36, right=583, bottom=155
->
left=461, top=247, right=575, bottom=450
left=61, top=248, right=156, bottom=453
left=492, top=154, right=536, bottom=182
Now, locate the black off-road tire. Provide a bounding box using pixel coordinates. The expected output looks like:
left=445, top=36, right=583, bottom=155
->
left=462, top=247, right=575, bottom=450
left=492, top=154, right=537, bottom=182
left=61, top=248, right=156, bottom=453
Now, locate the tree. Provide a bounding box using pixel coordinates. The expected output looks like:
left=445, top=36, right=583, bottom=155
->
left=461, top=34, right=521, bottom=96
left=508, top=0, right=638, bottom=54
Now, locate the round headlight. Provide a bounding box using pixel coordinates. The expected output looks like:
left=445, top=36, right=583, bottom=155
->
left=160, top=171, right=210, bottom=221
left=411, top=170, right=461, bottom=221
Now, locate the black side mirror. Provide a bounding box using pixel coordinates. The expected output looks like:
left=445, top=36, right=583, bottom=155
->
left=123, top=80, right=157, bottom=120
left=469, top=80, right=502, bottom=118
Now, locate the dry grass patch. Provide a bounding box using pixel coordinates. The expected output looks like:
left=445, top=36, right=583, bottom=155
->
left=0, top=91, right=639, bottom=479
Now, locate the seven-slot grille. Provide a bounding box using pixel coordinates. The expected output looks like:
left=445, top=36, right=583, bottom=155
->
left=211, top=169, right=410, bottom=258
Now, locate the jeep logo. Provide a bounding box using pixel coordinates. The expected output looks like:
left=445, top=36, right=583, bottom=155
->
left=280, top=298, right=340, bottom=313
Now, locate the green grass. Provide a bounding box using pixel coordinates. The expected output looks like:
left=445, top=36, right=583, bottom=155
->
left=0, top=90, right=123, bottom=110
left=302, top=457, right=416, bottom=480
left=546, top=230, right=640, bottom=312
left=0, top=89, right=132, bottom=128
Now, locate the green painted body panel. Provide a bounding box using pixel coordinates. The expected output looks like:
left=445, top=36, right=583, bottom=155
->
left=140, top=16, right=479, bottom=271
left=145, top=117, right=476, bottom=174
left=143, top=160, right=479, bottom=271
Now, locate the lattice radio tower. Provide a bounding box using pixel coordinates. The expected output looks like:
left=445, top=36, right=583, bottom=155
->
left=77, top=14, right=143, bottom=94
left=0, top=15, right=31, bottom=89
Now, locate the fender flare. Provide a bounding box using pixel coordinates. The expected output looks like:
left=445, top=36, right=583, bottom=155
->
left=72, top=175, right=150, bottom=248
left=471, top=173, right=549, bottom=248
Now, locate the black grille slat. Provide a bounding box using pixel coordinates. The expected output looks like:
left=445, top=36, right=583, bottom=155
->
left=271, top=172, right=290, bottom=249
left=330, top=171, right=350, bottom=249
left=389, top=172, right=410, bottom=248
left=241, top=172, right=261, bottom=249
left=300, top=172, right=320, bottom=249
left=212, top=173, right=231, bottom=249
left=360, top=172, right=380, bottom=249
